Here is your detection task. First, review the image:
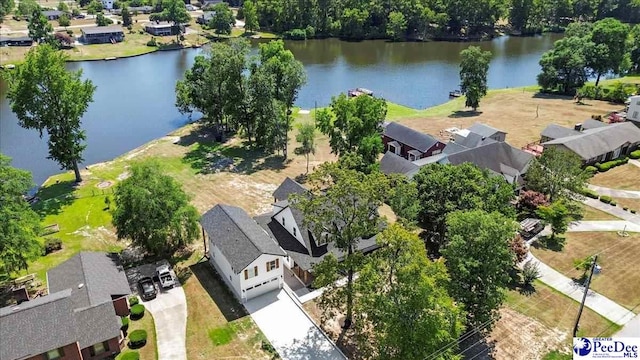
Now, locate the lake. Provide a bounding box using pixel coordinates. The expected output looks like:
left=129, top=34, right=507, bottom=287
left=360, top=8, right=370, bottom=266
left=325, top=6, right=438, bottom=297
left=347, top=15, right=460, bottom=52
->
left=0, top=34, right=562, bottom=185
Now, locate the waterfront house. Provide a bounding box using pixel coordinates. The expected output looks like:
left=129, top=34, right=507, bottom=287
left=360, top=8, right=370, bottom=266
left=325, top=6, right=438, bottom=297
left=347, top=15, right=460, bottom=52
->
left=196, top=11, right=215, bottom=25
left=81, top=26, right=124, bottom=44
left=539, top=119, right=607, bottom=143
left=144, top=21, right=175, bottom=36
left=625, top=95, right=640, bottom=128
left=0, top=252, right=130, bottom=360
left=42, top=10, right=64, bottom=20
left=0, top=35, right=33, bottom=46
left=382, top=122, right=445, bottom=161
left=201, top=204, right=286, bottom=302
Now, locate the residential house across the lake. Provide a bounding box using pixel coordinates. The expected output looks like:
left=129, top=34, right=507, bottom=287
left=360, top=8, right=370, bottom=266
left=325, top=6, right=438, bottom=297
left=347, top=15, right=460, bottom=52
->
left=0, top=35, right=33, bottom=47
left=0, top=252, right=130, bottom=360
left=81, top=26, right=124, bottom=44
left=201, top=204, right=286, bottom=302
left=382, top=122, right=445, bottom=161
left=144, top=21, right=175, bottom=36
left=42, top=10, right=63, bottom=20
left=196, top=11, right=215, bottom=25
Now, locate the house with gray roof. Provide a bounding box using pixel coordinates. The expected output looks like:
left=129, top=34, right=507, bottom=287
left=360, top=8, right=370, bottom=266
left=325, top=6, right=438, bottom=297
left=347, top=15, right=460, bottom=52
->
left=81, top=25, right=124, bottom=44
left=42, top=10, right=64, bottom=20
left=467, top=123, right=507, bottom=142
left=273, top=177, right=307, bottom=203
left=540, top=120, right=608, bottom=143
left=201, top=204, right=286, bottom=302
left=542, top=122, right=640, bottom=164
left=1, top=252, right=129, bottom=360
left=382, top=122, right=445, bottom=161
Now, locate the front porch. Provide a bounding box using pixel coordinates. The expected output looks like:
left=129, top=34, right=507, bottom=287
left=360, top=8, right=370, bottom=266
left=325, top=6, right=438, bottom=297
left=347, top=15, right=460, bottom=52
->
left=284, top=267, right=311, bottom=298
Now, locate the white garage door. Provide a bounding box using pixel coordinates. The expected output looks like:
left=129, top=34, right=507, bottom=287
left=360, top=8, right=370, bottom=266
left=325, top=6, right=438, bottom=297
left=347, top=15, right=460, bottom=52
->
left=244, top=277, right=280, bottom=300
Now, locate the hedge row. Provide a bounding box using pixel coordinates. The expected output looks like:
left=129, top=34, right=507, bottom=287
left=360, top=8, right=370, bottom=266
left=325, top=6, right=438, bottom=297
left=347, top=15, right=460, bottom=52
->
left=599, top=195, right=613, bottom=205
left=595, top=157, right=628, bottom=172
left=631, top=150, right=640, bottom=160
left=579, top=188, right=599, bottom=199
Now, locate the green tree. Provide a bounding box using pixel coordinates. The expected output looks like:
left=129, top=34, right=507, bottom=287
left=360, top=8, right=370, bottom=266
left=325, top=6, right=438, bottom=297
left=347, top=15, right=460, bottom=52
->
left=58, top=13, right=70, bottom=26
left=522, top=259, right=540, bottom=287
left=537, top=36, right=590, bottom=94
left=5, top=45, right=95, bottom=183
left=243, top=0, right=259, bottom=33
left=354, top=224, right=465, bottom=359
left=162, top=0, right=190, bottom=41
left=443, top=210, right=517, bottom=331
left=509, top=0, right=534, bottom=32
left=28, top=9, right=54, bottom=44
left=525, top=147, right=590, bottom=202
left=87, top=0, right=103, bottom=14
left=17, top=0, right=38, bottom=17
left=112, top=161, right=200, bottom=255
left=209, top=2, right=235, bottom=35
left=316, top=94, right=387, bottom=170
left=96, top=12, right=113, bottom=26
left=57, top=1, right=69, bottom=11
left=121, top=6, right=132, bottom=26
left=536, top=200, right=572, bottom=240
left=386, top=173, right=420, bottom=225
left=588, top=18, right=630, bottom=86
left=459, top=46, right=492, bottom=111
left=0, top=154, right=42, bottom=278
left=386, top=11, right=407, bottom=41
left=292, top=163, right=390, bottom=329
left=413, top=163, right=516, bottom=252
left=294, top=122, right=316, bottom=174
left=0, top=0, right=15, bottom=23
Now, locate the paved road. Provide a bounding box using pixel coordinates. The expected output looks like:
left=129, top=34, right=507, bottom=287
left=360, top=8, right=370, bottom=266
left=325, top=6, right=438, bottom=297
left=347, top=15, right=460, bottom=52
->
left=568, top=220, right=640, bottom=232
left=582, top=198, right=640, bottom=225
left=588, top=184, right=640, bottom=199
left=142, top=285, right=188, bottom=360
left=245, top=289, right=347, bottom=360
left=616, top=313, right=640, bottom=337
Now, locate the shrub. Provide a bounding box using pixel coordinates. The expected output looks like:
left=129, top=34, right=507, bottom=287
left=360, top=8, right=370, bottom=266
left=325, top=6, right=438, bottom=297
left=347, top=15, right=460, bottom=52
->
left=120, top=352, right=140, bottom=360
left=599, top=195, right=612, bottom=204
left=631, top=209, right=637, bottom=214
left=585, top=165, right=598, bottom=174
left=522, top=260, right=540, bottom=287
left=236, top=7, right=244, bottom=19
left=129, top=330, right=148, bottom=348
left=285, top=28, right=306, bottom=40
left=609, top=200, right=617, bottom=206
left=44, top=238, right=62, bottom=254
left=130, top=304, right=145, bottom=320
left=595, top=157, right=629, bottom=172
left=121, top=316, right=130, bottom=331
left=129, top=296, right=139, bottom=306
left=630, top=150, right=640, bottom=159
left=305, top=25, right=315, bottom=38
left=623, top=207, right=629, bottom=211
left=578, top=188, right=599, bottom=199
left=146, top=37, right=157, bottom=47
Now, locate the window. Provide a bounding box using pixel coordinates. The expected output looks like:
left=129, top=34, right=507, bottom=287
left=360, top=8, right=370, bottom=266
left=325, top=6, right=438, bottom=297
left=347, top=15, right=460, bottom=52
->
left=244, top=266, right=258, bottom=279
left=282, top=217, right=285, bottom=226
left=90, top=341, right=108, bottom=356
left=634, top=111, right=639, bottom=119
left=317, top=233, right=330, bottom=245
left=46, top=348, right=64, bottom=360
left=293, top=227, right=297, bottom=236
left=266, top=259, right=279, bottom=271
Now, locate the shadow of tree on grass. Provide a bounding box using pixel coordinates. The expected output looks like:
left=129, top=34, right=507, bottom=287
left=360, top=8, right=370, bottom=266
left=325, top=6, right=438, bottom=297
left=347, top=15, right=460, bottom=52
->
left=448, top=110, right=483, bottom=118
left=190, top=261, right=247, bottom=322
left=32, top=180, right=76, bottom=217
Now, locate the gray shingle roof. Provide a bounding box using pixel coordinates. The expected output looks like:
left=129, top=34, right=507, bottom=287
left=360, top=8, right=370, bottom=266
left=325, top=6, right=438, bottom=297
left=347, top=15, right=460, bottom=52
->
left=540, top=124, right=579, bottom=140
left=442, top=141, right=468, bottom=154
left=74, top=301, right=122, bottom=349
left=273, top=177, right=307, bottom=202
left=42, top=10, right=63, bottom=16
left=445, top=142, right=534, bottom=184
left=81, top=25, right=124, bottom=35
left=455, top=132, right=496, bottom=148
left=383, top=122, right=440, bottom=152
left=582, top=119, right=608, bottom=130
left=543, top=122, right=640, bottom=160
left=0, top=289, right=77, bottom=360
left=47, top=252, right=131, bottom=310
left=380, top=151, right=419, bottom=175
left=468, top=122, right=506, bottom=138
left=201, top=204, right=286, bottom=273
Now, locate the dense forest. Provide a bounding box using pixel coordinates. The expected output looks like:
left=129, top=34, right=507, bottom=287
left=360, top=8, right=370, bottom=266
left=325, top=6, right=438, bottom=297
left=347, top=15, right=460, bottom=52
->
left=240, top=0, right=640, bottom=40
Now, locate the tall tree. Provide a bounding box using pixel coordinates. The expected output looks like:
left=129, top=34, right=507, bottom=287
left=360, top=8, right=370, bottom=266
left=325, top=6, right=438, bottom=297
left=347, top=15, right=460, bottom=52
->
left=121, top=6, right=132, bottom=26
left=162, top=0, right=190, bottom=42
left=28, top=9, right=54, bottom=44
left=386, top=11, right=407, bottom=41
left=537, top=36, right=591, bottom=94
left=0, top=0, right=15, bottom=22
left=354, top=224, right=465, bottom=359
left=536, top=200, right=572, bottom=240
left=0, top=154, right=42, bottom=278
left=443, top=210, right=516, bottom=331
left=588, top=18, right=630, bottom=86
left=316, top=94, right=387, bottom=170
left=57, top=1, right=68, bottom=11
left=386, top=173, right=420, bottom=225
left=112, top=161, right=199, bottom=255
left=6, top=45, right=95, bottom=183
left=292, top=163, right=390, bottom=329
left=209, top=2, right=235, bottom=35
left=459, top=46, right=492, bottom=111
left=95, top=12, right=113, bottom=26
left=294, top=122, right=317, bottom=174
left=413, top=163, right=516, bottom=252
left=243, top=0, right=259, bottom=33
left=525, top=147, right=590, bottom=202
left=16, top=0, right=38, bottom=17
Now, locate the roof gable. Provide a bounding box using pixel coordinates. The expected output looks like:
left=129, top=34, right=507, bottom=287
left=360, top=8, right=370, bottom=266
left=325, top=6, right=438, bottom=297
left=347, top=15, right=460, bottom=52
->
left=468, top=123, right=506, bottom=138
left=446, top=142, right=534, bottom=181
left=380, top=151, right=419, bottom=175
left=273, top=177, right=307, bottom=202
left=543, top=122, right=640, bottom=160
left=541, top=124, right=579, bottom=140
left=201, top=205, right=285, bottom=273
left=383, top=122, right=439, bottom=152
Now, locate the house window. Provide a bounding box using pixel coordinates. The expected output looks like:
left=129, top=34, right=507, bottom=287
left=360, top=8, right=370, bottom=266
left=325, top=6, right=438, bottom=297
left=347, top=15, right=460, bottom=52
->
left=266, top=259, right=279, bottom=271
left=634, top=111, right=639, bottom=119
left=282, top=217, right=285, bottom=226
left=46, top=348, right=64, bottom=360
left=244, top=266, right=258, bottom=279
left=293, top=227, right=297, bottom=236
left=388, top=143, right=399, bottom=155
left=90, top=341, right=109, bottom=356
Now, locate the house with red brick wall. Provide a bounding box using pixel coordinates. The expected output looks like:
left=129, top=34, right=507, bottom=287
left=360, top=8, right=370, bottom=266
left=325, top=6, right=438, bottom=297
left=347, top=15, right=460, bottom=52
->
left=382, top=122, right=445, bottom=161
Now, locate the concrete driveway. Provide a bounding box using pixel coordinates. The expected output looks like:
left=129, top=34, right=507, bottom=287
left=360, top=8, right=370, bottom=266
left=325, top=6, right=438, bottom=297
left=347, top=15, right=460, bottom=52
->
left=126, top=262, right=187, bottom=360
left=245, top=289, right=346, bottom=360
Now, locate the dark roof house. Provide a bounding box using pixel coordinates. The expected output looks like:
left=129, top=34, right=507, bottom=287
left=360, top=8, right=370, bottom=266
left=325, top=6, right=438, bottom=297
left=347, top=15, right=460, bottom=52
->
left=81, top=25, right=125, bottom=44
left=42, top=10, right=63, bottom=19
left=382, top=122, right=445, bottom=161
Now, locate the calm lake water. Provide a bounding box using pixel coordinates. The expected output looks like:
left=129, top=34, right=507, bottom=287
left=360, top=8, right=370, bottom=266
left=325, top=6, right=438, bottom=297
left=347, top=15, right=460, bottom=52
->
left=0, top=34, right=562, bottom=185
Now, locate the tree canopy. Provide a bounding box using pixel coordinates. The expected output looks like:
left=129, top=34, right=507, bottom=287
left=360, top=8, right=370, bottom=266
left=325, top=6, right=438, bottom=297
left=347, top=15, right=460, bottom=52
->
left=459, top=46, right=492, bottom=111
left=0, top=0, right=15, bottom=22
left=443, top=210, right=517, bottom=331
left=112, top=161, right=200, bottom=255
left=28, top=9, right=54, bottom=45
left=525, top=146, right=590, bottom=202
left=243, top=0, right=259, bottom=33
left=162, top=0, right=190, bottom=41
left=5, top=45, right=96, bottom=183
left=0, top=154, right=42, bottom=279
left=294, top=122, right=317, bottom=174
left=354, top=224, right=465, bottom=359
left=209, top=2, right=235, bottom=35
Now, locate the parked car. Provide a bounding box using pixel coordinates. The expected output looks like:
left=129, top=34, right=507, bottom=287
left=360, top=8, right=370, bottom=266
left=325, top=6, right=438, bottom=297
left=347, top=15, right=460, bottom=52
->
left=138, top=276, right=157, bottom=300
left=156, top=264, right=176, bottom=289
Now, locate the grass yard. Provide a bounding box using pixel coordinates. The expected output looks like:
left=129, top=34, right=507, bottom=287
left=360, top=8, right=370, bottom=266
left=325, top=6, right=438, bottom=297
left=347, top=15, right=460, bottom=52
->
left=183, top=262, right=272, bottom=359
left=612, top=197, right=640, bottom=213
left=116, top=307, right=159, bottom=360
left=590, top=164, right=640, bottom=191
left=581, top=204, right=620, bottom=221
left=532, top=232, right=640, bottom=312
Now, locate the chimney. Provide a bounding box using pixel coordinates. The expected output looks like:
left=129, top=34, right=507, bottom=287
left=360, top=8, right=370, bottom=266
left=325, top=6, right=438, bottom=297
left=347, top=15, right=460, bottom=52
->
left=574, top=123, right=583, bottom=132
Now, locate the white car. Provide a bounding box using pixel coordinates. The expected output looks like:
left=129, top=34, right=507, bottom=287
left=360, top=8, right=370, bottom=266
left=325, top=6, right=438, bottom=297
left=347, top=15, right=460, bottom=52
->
left=156, top=264, right=176, bottom=289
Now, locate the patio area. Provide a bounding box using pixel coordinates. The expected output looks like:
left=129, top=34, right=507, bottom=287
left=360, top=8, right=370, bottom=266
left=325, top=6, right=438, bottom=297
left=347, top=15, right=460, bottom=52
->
left=284, top=268, right=311, bottom=298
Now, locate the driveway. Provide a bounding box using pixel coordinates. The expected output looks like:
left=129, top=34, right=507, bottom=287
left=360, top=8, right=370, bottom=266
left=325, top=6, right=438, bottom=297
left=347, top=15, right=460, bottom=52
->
left=245, top=289, right=347, bottom=360
left=127, top=262, right=188, bottom=360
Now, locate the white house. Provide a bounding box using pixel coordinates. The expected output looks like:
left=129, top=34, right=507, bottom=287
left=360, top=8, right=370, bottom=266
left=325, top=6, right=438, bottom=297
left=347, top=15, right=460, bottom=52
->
left=101, top=0, right=114, bottom=10
left=201, top=204, right=287, bottom=302
left=626, top=95, right=640, bottom=127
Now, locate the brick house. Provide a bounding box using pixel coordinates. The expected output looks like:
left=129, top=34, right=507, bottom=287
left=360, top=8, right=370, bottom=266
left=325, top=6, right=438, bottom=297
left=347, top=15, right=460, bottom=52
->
left=382, top=122, right=445, bottom=161
left=0, top=252, right=131, bottom=360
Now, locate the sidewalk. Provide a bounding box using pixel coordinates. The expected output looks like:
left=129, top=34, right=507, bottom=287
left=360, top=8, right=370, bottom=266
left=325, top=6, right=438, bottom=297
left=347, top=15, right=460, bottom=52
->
left=588, top=184, right=640, bottom=199
left=523, top=253, right=636, bottom=326
left=615, top=313, right=640, bottom=337
left=568, top=220, right=640, bottom=232
left=582, top=198, right=640, bottom=225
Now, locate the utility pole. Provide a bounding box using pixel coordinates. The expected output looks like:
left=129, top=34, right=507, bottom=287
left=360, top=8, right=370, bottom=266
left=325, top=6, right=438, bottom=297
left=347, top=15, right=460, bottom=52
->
left=573, top=255, right=598, bottom=337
